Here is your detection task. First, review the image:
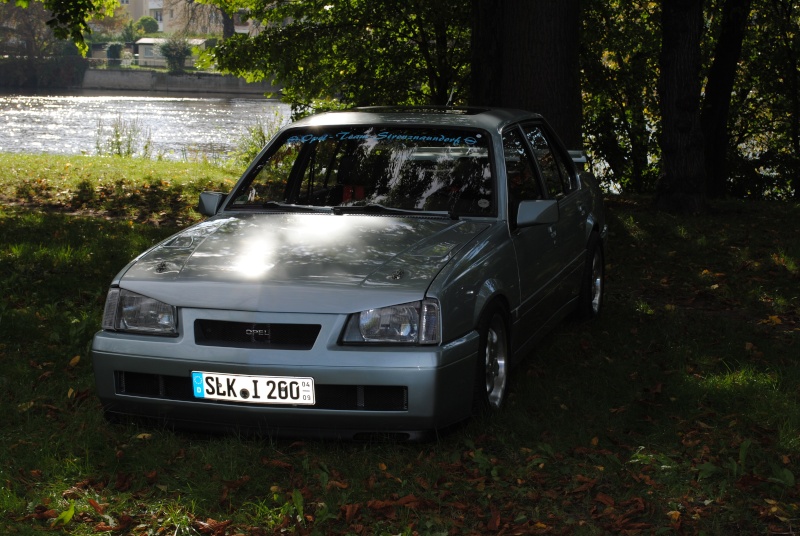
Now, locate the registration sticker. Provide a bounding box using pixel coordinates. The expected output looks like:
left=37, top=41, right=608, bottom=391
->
left=192, top=371, right=315, bottom=405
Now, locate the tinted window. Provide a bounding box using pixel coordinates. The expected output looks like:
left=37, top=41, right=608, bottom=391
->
left=522, top=124, right=574, bottom=198
left=502, top=127, right=543, bottom=203
left=231, top=126, right=494, bottom=215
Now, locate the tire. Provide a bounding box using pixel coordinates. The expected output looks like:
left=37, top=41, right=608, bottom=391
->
left=576, top=232, right=605, bottom=320
left=472, top=306, right=510, bottom=414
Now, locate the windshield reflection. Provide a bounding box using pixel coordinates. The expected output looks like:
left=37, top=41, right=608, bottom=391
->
left=231, top=126, right=495, bottom=217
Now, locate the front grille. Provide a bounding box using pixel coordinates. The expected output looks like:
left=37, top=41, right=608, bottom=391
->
left=115, top=371, right=408, bottom=411
left=194, top=320, right=320, bottom=350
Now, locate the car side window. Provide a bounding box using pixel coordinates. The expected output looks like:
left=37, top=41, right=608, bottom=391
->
left=232, top=138, right=301, bottom=205
left=502, top=127, right=543, bottom=204
left=522, top=124, right=574, bottom=199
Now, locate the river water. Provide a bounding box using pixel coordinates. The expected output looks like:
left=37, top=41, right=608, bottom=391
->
left=0, top=92, right=290, bottom=160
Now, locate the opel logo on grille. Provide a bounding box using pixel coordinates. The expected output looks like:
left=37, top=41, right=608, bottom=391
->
left=245, top=326, right=271, bottom=340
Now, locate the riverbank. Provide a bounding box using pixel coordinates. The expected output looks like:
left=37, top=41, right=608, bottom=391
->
left=0, top=56, right=279, bottom=96
left=81, top=69, right=280, bottom=96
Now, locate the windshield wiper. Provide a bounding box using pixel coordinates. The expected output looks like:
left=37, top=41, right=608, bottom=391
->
left=262, top=201, right=328, bottom=213
left=332, top=203, right=448, bottom=217
left=331, top=203, right=459, bottom=220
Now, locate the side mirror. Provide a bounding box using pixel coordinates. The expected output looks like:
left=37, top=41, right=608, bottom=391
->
left=516, top=199, right=559, bottom=227
left=198, top=191, right=226, bottom=216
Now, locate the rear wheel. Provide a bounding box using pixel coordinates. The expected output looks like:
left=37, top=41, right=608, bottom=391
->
left=472, top=307, right=510, bottom=413
left=576, top=232, right=604, bottom=319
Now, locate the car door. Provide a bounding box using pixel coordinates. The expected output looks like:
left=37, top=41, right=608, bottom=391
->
left=503, top=126, right=563, bottom=348
left=521, top=122, right=587, bottom=305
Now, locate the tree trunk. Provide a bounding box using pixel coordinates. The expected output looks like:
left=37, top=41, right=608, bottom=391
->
left=222, top=9, right=236, bottom=40
left=470, top=0, right=582, bottom=148
left=655, top=0, right=708, bottom=213
left=470, top=0, right=503, bottom=106
left=701, top=0, right=752, bottom=199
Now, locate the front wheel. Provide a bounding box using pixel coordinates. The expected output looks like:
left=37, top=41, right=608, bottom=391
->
left=472, top=307, right=510, bottom=413
left=576, top=232, right=605, bottom=319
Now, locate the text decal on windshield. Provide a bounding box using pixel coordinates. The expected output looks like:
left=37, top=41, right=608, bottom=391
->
left=287, top=131, right=480, bottom=146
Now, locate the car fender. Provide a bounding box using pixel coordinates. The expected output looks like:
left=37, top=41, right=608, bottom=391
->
left=427, top=222, right=519, bottom=343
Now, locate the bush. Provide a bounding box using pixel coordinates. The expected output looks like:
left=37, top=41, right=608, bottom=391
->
left=120, top=20, right=141, bottom=43
left=95, top=116, right=153, bottom=158
left=232, top=111, right=287, bottom=166
left=158, top=35, right=192, bottom=74
left=106, top=42, right=124, bottom=59
left=136, top=16, right=160, bottom=34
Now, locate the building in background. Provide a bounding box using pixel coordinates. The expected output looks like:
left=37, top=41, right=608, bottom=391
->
left=135, top=37, right=207, bottom=67
left=116, top=0, right=255, bottom=35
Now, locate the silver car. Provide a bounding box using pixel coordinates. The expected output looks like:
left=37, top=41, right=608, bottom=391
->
left=92, top=107, right=607, bottom=440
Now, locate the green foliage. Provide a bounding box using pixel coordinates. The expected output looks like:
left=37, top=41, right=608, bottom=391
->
left=581, top=1, right=662, bottom=194
left=2, top=0, right=119, bottom=55
left=105, top=41, right=123, bottom=59
left=158, top=34, right=193, bottom=73
left=207, top=0, right=471, bottom=115
left=231, top=110, right=287, bottom=166
left=581, top=0, right=799, bottom=199
left=120, top=19, right=143, bottom=42
left=136, top=15, right=160, bottom=35
left=95, top=115, right=153, bottom=158
left=726, top=0, right=800, bottom=200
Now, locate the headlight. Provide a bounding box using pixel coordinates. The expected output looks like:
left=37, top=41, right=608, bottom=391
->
left=102, top=288, right=178, bottom=336
left=342, top=299, right=440, bottom=345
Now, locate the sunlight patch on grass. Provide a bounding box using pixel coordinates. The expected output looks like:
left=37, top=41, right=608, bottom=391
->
left=618, top=213, right=647, bottom=241
left=698, top=366, right=778, bottom=392
left=771, top=249, right=798, bottom=275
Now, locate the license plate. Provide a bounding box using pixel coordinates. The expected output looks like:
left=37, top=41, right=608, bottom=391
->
left=192, top=371, right=315, bottom=405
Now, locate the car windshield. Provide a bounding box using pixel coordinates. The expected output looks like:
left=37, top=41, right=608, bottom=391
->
left=229, top=125, right=494, bottom=216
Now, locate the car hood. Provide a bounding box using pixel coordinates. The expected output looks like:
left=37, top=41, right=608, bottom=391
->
left=119, top=213, right=491, bottom=313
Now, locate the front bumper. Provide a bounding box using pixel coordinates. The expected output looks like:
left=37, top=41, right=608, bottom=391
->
left=91, top=307, right=479, bottom=440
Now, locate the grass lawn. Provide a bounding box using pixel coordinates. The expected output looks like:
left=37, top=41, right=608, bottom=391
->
left=1, top=153, right=798, bottom=534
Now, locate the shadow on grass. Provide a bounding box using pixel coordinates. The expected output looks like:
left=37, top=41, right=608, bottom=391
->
left=1, top=197, right=798, bottom=535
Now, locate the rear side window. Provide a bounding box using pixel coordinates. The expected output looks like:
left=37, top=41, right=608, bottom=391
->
left=522, top=124, right=575, bottom=198
left=502, top=127, right=543, bottom=202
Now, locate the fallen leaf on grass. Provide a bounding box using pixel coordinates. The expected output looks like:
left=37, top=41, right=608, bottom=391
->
left=114, top=472, right=132, bottom=492
left=88, top=498, right=105, bottom=514
left=219, top=475, right=252, bottom=505
left=261, top=458, right=292, bottom=469
left=50, top=501, right=74, bottom=527
left=571, top=475, right=597, bottom=494
left=487, top=508, right=501, bottom=530
left=342, top=503, right=361, bottom=523
left=29, top=506, right=58, bottom=520
left=194, top=518, right=233, bottom=536
left=595, top=493, right=615, bottom=507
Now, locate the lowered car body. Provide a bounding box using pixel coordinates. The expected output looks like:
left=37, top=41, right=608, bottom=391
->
left=92, top=107, right=607, bottom=440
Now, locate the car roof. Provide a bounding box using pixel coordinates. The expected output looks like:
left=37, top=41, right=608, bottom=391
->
left=289, top=106, right=544, bottom=132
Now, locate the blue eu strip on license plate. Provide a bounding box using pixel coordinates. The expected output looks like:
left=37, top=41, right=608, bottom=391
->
left=192, top=371, right=315, bottom=405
